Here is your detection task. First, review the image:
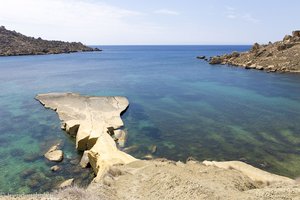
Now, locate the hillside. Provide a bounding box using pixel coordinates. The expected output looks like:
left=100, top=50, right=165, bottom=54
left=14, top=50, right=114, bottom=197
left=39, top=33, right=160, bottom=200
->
left=202, top=31, right=300, bottom=73
left=0, top=26, right=100, bottom=56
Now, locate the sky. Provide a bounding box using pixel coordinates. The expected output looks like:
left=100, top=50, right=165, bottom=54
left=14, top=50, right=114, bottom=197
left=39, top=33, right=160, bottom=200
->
left=0, top=0, right=299, bottom=45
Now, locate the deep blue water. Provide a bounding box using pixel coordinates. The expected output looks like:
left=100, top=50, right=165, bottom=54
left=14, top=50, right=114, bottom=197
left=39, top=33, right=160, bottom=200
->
left=1, top=45, right=300, bottom=194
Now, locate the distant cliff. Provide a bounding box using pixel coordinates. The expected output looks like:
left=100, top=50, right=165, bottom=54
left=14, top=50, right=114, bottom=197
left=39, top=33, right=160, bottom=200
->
left=201, top=31, right=300, bottom=73
left=0, top=26, right=101, bottom=56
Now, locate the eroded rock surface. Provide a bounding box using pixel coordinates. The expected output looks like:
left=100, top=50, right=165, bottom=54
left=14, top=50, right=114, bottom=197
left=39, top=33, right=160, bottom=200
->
left=203, top=31, right=300, bottom=73
left=36, top=93, right=136, bottom=181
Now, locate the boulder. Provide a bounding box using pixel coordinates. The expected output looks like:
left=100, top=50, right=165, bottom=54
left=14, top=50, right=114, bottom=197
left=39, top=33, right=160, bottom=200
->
left=250, top=43, right=260, bottom=52
left=80, top=151, right=90, bottom=168
left=231, top=51, right=240, bottom=58
left=209, top=56, right=223, bottom=64
left=292, top=30, right=300, bottom=37
left=283, top=35, right=292, bottom=42
left=114, top=129, right=127, bottom=147
left=44, top=144, right=63, bottom=162
left=36, top=93, right=137, bottom=182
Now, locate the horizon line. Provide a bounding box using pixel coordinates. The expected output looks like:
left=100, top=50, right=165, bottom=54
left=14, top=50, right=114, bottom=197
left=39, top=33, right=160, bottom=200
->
left=88, top=44, right=253, bottom=46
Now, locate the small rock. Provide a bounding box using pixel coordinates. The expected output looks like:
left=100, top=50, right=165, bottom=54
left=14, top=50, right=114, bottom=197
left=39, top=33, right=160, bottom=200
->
left=143, top=154, right=154, bottom=160
left=196, top=56, right=206, bottom=59
left=292, top=30, right=300, bottom=37
left=250, top=43, right=260, bottom=52
left=231, top=51, right=240, bottom=58
left=59, top=178, right=74, bottom=188
left=123, top=145, right=139, bottom=153
left=44, top=144, right=64, bottom=162
left=245, top=64, right=256, bottom=69
left=267, top=65, right=275, bottom=70
left=255, top=65, right=264, bottom=70
left=80, top=151, right=90, bottom=168
left=149, top=145, right=157, bottom=154
left=51, top=165, right=60, bottom=171
left=283, top=35, right=292, bottom=42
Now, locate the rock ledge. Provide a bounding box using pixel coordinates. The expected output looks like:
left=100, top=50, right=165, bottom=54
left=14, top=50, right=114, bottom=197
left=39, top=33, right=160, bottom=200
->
left=36, top=93, right=136, bottom=182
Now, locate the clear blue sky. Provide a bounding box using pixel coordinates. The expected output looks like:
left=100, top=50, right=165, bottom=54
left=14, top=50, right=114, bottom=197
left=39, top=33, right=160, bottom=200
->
left=0, top=0, right=299, bottom=45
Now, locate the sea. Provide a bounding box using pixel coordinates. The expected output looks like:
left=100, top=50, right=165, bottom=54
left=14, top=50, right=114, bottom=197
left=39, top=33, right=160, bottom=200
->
left=0, top=45, right=300, bottom=194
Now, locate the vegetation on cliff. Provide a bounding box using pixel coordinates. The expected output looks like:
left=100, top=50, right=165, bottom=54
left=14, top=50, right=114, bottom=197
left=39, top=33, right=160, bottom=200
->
left=0, top=26, right=100, bottom=56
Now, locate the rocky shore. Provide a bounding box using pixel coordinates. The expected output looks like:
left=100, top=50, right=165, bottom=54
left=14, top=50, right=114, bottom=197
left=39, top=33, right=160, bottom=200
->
left=0, top=26, right=100, bottom=56
left=200, top=31, right=300, bottom=73
left=1, top=92, right=300, bottom=199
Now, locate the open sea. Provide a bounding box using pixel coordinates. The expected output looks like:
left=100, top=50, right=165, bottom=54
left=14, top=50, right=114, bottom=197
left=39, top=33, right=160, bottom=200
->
left=1, top=45, right=300, bottom=194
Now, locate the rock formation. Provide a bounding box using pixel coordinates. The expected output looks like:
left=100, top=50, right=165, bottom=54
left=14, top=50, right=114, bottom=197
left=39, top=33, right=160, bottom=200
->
left=36, top=93, right=136, bottom=182
left=0, top=26, right=101, bottom=56
left=44, top=144, right=63, bottom=162
left=203, top=31, right=300, bottom=73
left=2, top=93, right=299, bottom=199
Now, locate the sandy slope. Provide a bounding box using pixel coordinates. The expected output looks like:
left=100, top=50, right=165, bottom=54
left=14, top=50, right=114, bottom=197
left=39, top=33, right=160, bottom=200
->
left=2, top=159, right=300, bottom=200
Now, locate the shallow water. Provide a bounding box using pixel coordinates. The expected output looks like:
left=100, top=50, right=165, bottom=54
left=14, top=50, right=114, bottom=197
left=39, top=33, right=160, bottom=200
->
left=0, top=45, right=300, bottom=194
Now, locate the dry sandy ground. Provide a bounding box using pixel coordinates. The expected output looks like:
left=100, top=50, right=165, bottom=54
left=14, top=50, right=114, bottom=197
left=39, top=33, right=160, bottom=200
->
left=2, top=159, right=300, bottom=200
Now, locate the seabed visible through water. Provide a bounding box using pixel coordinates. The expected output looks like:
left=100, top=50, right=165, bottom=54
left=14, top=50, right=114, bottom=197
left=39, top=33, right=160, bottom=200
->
left=0, top=45, right=300, bottom=193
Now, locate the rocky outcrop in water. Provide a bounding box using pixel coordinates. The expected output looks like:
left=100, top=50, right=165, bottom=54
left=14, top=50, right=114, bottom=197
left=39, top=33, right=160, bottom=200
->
left=36, top=93, right=136, bottom=182
left=204, top=31, right=300, bottom=73
left=0, top=26, right=101, bottom=56
left=44, top=144, right=63, bottom=162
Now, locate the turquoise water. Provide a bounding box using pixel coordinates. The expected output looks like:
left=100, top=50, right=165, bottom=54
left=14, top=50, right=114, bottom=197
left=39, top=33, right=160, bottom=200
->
left=0, top=45, right=300, bottom=194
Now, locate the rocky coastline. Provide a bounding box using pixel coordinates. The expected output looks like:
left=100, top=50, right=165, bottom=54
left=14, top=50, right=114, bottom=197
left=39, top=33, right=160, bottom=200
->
left=199, top=31, right=300, bottom=73
left=1, top=92, right=300, bottom=199
left=0, top=26, right=101, bottom=56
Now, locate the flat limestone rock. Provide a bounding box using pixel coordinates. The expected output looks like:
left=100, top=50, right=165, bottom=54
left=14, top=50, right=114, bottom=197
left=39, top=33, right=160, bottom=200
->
left=36, top=93, right=136, bottom=181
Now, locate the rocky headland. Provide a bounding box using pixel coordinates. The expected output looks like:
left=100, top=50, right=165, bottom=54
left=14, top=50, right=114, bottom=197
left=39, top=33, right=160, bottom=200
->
left=201, top=31, right=300, bottom=73
left=1, top=92, right=300, bottom=199
left=0, top=26, right=100, bottom=56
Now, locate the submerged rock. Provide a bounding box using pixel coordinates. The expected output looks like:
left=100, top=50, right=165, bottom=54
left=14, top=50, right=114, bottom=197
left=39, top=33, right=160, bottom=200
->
left=36, top=93, right=137, bottom=182
left=51, top=165, right=60, bottom=172
left=196, top=56, right=206, bottom=59
left=59, top=178, right=74, bottom=188
left=44, top=144, right=63, bottom=162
